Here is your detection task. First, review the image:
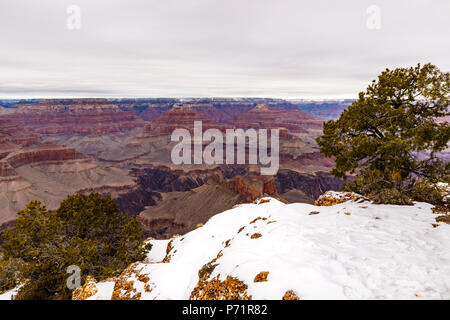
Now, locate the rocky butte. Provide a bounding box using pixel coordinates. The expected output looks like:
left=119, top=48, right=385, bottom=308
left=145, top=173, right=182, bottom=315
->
left=0, top=98, right=345, bottom=240
left=0, top=117, right=135, bottom=230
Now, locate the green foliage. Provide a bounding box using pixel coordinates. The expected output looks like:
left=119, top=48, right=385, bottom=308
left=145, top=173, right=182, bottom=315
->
left=199, top=262, right=218, bottom=280
left=410, top=181, right=444, bottom=205
left=342, top=168, right=397, bottom=195
left=0, top=257, right=24, bottom=293
left=317, top=63, right=450, bottom=204
left=0, top=193, right=151, bottom=300
left=371, top=188, right=413, bottom=205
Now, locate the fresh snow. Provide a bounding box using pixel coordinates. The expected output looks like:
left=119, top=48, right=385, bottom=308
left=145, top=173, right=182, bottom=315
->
left=144, top=239, right=170, bottom=263
left=0, top=286, right=21, bottom=300
left=86, top=281, right=116, bottom=300
left=88, top=197, right=450, bottom=300
left=3, top=196, right=450, bottom=300
left=437, top=182, right=450, bottom=202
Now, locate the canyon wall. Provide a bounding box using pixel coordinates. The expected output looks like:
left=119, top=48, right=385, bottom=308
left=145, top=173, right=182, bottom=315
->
left=0, top=98, right=349, bottom=238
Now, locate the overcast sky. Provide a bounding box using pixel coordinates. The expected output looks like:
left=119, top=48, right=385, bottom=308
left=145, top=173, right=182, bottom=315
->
left=0, top=0, right=449, bottom=99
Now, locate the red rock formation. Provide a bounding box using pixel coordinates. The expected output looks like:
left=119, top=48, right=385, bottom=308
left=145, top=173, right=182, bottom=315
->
left=143, top=105, right=226, bottom=136
left=208, top=101, right=256, bottom=121
left=139, top=106, right=171, bottom=121
left=0, top=119, right=41, bottom=147
left=0, top=161, right=17, bottom=177
left=232, top=104, right=322, bottom=132
left=1, top=99, right=145, bottom=136
left=0, top=118, right=88, bottom=177
left=0, top=119, right=45, bottom=177
left=5, top=142, right=87, bottom=168
left=181, top=103, right=234, bottom=124
left=280, top=152, right=335, bottom=168
left=222, top=175, right=277, bottom=203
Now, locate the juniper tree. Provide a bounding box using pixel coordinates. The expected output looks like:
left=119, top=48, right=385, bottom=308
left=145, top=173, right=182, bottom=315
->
left=317, top=63, right=449, bottom=203
left=0, top=193, right=151, bottom=299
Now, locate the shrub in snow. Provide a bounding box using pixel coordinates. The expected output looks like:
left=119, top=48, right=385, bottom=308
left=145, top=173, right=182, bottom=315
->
left=410, top=181, right=446, bottom=205
left=372, top=188, right=413, bottom=205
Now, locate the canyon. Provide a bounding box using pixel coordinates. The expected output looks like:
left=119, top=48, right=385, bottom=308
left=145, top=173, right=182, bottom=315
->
left=0, top=98, right=347, bottom=236
left=0, top=109, right=137, bottom=230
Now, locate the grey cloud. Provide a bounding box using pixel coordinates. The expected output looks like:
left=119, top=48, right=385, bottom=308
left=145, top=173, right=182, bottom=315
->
left=0, top=0, right=448, bottom=99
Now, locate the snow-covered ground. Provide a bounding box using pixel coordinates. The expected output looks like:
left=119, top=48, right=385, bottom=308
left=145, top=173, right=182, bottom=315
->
left=82, top=196, right=450, bottom=300
left=0, top=286, right=21, bottom=300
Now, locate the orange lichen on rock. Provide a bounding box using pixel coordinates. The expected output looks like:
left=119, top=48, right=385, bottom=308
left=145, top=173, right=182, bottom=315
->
left=72, top=276, right=98, bottom=300
left=210, top=251, right=223, bottom=264
left=138, top=273, right=150, bottom=283
left=282, top=290, right=300, bottom=300
left=111, top=263, right=143, bottom=300
left=315, top=191, right=364, bottom=206
left=250, top=217, right=267, bottom=224
left=190, top=275, right=252, bottom=300
left=254, top=271, right=269, bottom=282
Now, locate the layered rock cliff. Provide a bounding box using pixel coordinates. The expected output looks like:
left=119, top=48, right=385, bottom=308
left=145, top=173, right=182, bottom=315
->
left=143, top=105, right=226, bottom=137
left=0, top=118, right=135, bottom=228
left=116, top=165, right=341, bottom=239
left=137, top=174, right=278, bottom=238
left=232, top=104, right=323, bottom=132
left=0, top=99, right=145, bottom=136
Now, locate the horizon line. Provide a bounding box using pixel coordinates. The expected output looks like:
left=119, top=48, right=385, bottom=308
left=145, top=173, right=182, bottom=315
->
left=0, top=96, right=356, bottom=101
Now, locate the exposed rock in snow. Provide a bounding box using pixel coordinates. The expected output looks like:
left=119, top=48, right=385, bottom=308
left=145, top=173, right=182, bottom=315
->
left=72, top=276, right=99, bottom=300
left=73, top=196, right=450, bottom=300
left=314, top=191, right=368, bottom=206
left=282, top=289, right=300, bottom=300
